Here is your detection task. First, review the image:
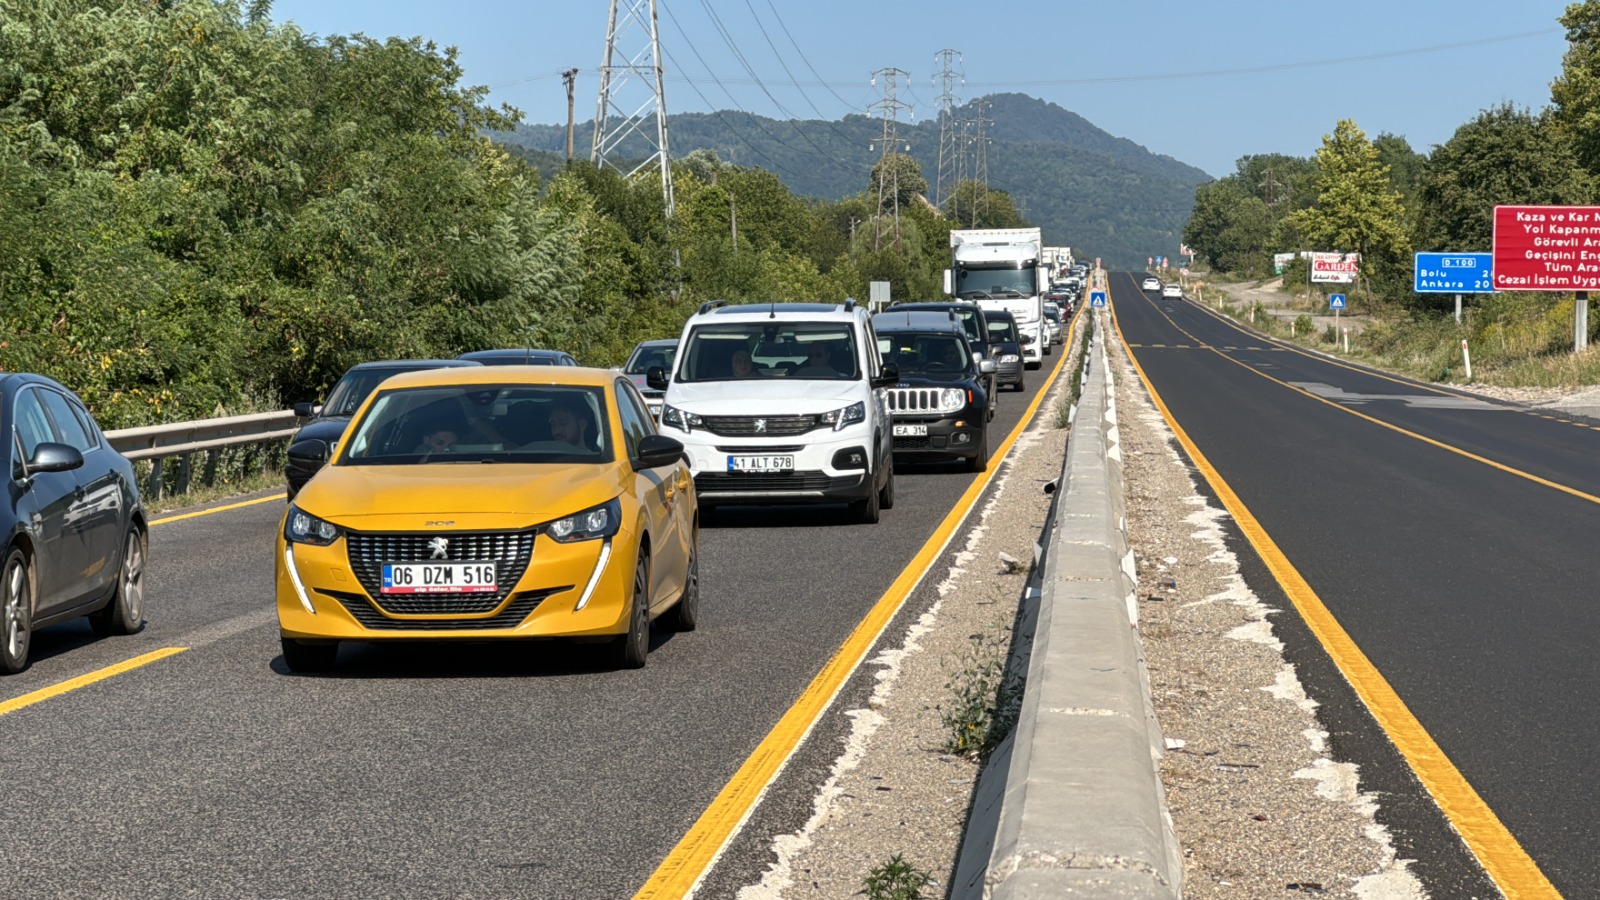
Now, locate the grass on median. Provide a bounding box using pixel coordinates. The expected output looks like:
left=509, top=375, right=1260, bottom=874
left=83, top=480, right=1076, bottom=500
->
left=940, top=619, right=1024, bottom=760
left=863, top=854, right=933, bottom=900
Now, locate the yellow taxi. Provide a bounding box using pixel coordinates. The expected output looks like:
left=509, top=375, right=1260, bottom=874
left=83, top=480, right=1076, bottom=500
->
left=276, top=367, right=697, bottom=671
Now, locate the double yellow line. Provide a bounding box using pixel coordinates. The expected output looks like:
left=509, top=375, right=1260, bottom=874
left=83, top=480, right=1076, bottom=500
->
left=1110, top=276, right=1559, bottom=898
left=634, top=313, right=1080, bottom=899
left=0, top=492, right=286, bottom=718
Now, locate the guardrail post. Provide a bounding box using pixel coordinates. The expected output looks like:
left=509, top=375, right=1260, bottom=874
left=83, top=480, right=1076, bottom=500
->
left=202, top=448, right=219, bottom=488
left=147, top=458, right=165, bottom=502
left=176, top=453, right=193, bottom=495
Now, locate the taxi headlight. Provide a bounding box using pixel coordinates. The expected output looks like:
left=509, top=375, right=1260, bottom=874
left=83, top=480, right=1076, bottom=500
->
left=548, top=498, right=623, bottom=543
left=820, top=401, right=866, bottom=432
left=661, top=404, right=702, bottom=433
left=939, top=388, right=965, bottom=412
left=284, top=505, right=341, bottom=546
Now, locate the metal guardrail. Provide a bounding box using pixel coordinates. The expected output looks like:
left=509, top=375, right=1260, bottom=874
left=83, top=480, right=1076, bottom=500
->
left=953, top=317, right=1183, bottom=898
left=104, top=410, right=304, bottom=499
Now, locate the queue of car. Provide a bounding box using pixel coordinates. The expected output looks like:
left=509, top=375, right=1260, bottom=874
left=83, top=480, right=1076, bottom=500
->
left=0, top=293, right=1069, bottom=675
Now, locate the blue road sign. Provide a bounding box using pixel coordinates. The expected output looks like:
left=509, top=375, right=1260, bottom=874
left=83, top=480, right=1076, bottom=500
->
left=1329, top=293, right=1346, bottom=310
left=1413, top=252, right=1495, bottom=294
left=1090, top=290, right=1107, bottom=308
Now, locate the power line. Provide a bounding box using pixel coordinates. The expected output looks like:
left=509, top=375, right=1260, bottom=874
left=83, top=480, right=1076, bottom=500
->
left=758, top=0, right=865, bottom=113
left=740, top=0, right=863, bottom=159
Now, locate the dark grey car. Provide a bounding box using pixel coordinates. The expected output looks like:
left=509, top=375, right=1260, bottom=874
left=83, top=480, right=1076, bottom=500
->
left=981, top=310, right=1027, bottom=391
left=3, top=374, right=147, bottom=674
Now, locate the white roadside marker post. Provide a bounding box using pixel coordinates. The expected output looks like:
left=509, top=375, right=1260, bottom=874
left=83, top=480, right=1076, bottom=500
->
left=1461, top=338, right=1473, bottom=381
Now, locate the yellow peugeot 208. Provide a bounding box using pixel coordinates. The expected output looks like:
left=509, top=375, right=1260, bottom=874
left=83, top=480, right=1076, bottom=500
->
left=276, top=367, right=697, bottom=671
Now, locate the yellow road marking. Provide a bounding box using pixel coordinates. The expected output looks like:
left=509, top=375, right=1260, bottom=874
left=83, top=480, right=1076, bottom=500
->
left=1110, top=279, right=1560, bottom=898
left=633, top=313, right=1080, bottom=900
left=0, top=648, right=188, bottom=717
left=1122, top=280, right=1600, bottom=507
left=150, top=492, right=285, bottom=526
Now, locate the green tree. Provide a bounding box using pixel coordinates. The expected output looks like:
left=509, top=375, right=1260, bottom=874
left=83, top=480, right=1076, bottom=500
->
left=1290, top=120, right=1411, bottom=283
left=868, top=152, right=929, bottom=211
left=1183, top=180, right=1271, bottom=274
left=1413, top=104, right=1591, bottom=253
left=1552, top=0, right=1600, bottom=173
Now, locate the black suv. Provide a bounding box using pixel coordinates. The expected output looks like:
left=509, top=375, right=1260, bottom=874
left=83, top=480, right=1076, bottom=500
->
left=871, top=310, right=998, bottom=472
left=887, top=301, right=997, bottom=417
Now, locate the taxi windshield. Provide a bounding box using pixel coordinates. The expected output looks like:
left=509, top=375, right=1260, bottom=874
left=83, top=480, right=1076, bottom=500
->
left=339, top=385, right=612, bottom=465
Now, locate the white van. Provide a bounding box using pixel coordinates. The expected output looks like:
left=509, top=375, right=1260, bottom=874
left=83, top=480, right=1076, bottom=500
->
left=648, top=300, right=898, bottom=523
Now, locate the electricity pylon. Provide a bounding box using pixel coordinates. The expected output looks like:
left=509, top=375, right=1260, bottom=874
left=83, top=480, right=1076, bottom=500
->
left=869, top=67, right=912, bottom=251
left=592, top=0, right=675, bottom=219
left=933, top=49, right=964, bottom=213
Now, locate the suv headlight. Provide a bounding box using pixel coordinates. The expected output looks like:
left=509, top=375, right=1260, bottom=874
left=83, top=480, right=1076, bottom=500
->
left=819, top=401, right=866, bottom=432
left=939, top=388, right=965, bottom=413
left=284, top=505, right=341, bottom=546
left=661, top=404, right=702, bottom=433
left=548, top=498, right=623, bottom=543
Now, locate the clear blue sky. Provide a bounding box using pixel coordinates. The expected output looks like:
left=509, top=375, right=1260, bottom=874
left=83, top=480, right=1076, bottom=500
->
left=268, top=0, right=1571, bottom=179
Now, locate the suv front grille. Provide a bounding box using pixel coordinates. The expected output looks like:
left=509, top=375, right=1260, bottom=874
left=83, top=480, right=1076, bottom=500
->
left=887, top=388, right=951, bottom=413
left=701, top=415, right=818, bottom=437
left=323, top=589, right=561, bottom=630
left=695, top=471, right=858, bottom=493
left=345, top=529, right=537, bottom=614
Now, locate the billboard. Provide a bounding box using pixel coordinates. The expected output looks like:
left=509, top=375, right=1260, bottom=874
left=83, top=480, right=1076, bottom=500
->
left=1492, top=205, right=1600, bottom=291
left=1310, top=252, right=1359, bottom=284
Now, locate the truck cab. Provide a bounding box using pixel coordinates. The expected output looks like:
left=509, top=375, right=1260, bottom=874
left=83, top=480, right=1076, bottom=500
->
left=945, top=227, right=1048, bottom=370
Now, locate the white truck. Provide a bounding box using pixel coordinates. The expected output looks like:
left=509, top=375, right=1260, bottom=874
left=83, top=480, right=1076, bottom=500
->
left=945, top=227, right=1048, bottom=368
left=1042, top=245, right=1074, bottom=277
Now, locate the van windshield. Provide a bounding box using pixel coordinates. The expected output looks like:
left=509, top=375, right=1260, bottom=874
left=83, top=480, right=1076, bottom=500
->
left=679, top=322, right=860, bottom=381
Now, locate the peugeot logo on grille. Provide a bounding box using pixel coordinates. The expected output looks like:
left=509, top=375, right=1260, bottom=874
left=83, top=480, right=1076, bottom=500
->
left=428, top=536, right=450, bottom=559
left=754, top=418, right=768, bottom=433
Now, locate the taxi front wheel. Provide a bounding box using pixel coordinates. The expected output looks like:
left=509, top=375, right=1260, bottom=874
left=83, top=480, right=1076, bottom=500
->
left=610, top=553, right=651, bottom=669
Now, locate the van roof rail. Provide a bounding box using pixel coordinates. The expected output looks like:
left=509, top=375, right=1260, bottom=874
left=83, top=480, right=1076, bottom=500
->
left=698, top=298, right=730, bottom=315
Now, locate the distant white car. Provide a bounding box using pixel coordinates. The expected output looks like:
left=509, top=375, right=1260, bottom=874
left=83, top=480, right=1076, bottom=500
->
left=1161, top=283, right=1184, bottom=299
left=1141, top=276, right=1161, bottom=291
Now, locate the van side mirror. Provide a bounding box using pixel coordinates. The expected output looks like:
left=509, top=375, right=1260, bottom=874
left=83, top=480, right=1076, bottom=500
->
left=871, top=362, right=900, bottom=389
left=646, top=366, right=669, bottom=392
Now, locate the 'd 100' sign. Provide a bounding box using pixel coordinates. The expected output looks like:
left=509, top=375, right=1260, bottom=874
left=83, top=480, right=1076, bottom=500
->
left=1493, top=205, right=1600, bottom=291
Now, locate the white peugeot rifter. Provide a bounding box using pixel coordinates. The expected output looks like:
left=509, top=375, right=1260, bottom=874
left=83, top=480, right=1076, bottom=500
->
left=647, top=300, right=898, bottom=523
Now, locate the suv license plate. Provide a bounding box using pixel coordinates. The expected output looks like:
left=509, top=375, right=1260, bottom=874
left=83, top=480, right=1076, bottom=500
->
left=382, top=562, right=498, bottom=594
left=728, top=455, right=794, bottom=473
left=893, top=424, right=928, bottom=437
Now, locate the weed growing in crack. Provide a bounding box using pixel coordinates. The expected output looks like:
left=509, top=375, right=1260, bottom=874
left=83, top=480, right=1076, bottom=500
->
left=940, top=622, right=1024, bottom=759
left=863, top=853, right=932, bottom=900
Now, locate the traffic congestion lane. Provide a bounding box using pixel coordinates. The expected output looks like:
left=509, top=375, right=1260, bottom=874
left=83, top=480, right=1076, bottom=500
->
left=1113, top=272, right=1586, bottom=895
left=0, top=350, right=1066, bottom=898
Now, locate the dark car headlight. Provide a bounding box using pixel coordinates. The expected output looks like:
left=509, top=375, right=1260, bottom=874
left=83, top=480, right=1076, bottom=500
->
left=284, top=505, right=341, bottom=546
left=548, top=498, right=623, bottom=543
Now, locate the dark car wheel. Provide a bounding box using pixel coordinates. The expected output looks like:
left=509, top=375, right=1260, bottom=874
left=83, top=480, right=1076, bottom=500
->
left=611, top=551, right=651, bottom=668
left=878, top=456, right=896, bottom=511
left=662, top=531, right=699, bottom=633
left=281, top=637, right=338, bottom=673
left=1, top=548, right=33, bottom=675
left=92, top=528, right=146, bottom=637
left=967, top=427, right=989, bottom=473
left=850, top=471, right=881, bottom=524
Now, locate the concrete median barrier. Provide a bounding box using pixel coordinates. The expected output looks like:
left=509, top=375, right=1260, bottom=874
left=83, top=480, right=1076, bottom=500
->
left=954, top=315, right=1182, bottom=899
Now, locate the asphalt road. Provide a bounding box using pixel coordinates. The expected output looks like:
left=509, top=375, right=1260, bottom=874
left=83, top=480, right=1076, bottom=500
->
left=0, top=347, right=1069, bottom=899
left=1111, top=271, right=1600, bottom=897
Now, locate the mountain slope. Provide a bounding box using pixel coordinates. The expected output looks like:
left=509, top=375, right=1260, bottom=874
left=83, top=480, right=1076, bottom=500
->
left=500, top=93, right=1207, bottom=267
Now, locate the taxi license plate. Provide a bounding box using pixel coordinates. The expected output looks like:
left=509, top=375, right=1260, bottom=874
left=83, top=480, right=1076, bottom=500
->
left=728, top=455, right=794, bottom=473
left=382, top=562, right=497, bottom=594
left=893, top=424, right=929, bottom=437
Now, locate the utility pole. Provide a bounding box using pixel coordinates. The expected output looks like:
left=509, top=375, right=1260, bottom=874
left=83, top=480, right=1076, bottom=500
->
left=933, top=49, right=964, bottom=213
left=868, top=67, right=912, bottom=252
left=562, top=68, right=580, bottom=162
left=592, top=0, right=675, bottom=219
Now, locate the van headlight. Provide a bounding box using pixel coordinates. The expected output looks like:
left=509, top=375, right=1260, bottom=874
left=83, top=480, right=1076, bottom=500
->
left=284, top=505, right=341, bottom=546
left=820, top=401, right=865, bottom=432
left=548, top=498, right=623, bottom=543
left=939, top=388, right=965, bottom=412
left=661, top=404, right=702, bottom=433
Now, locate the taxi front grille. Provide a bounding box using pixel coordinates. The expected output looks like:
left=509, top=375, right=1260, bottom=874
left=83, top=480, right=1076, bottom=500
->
left=323, top=589, right=559, bottom=630
left=345, top=529, right=537, bottom=612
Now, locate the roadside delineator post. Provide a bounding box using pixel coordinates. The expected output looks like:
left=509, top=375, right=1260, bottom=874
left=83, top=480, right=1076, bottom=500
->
left=1461, top=339, right=1473, bottom=381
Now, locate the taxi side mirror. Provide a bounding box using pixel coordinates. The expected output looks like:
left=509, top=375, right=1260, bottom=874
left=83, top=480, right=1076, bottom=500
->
left=634, top=434, right=685, bottom=470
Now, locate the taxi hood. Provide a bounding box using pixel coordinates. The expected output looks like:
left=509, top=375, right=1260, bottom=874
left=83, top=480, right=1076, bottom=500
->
left=296, top=463, right=626, bottom=530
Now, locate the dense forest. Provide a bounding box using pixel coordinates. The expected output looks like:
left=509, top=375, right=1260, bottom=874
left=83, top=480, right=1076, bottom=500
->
left=0, top=0, right=1044, bottom=427
left=502, top=93, right=1208, bottom=269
